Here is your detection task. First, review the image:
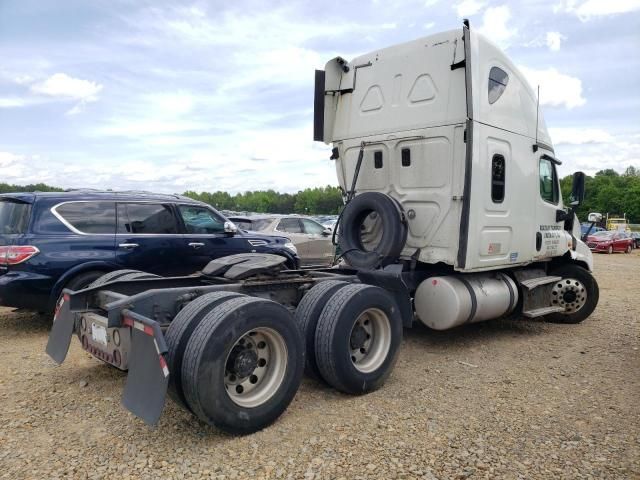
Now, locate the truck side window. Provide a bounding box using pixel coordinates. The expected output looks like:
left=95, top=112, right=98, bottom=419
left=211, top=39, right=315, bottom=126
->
left=488, top=67, right=509, bottom=104
left=539, top=158, right=559, bottom=204
left=491, top=155, right=505, bottom=203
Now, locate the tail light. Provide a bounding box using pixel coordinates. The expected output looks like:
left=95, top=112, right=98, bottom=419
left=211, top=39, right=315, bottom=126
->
left=0, top=246, right=40, bottom=266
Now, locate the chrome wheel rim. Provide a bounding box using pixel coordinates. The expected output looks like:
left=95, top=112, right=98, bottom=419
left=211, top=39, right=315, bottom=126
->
left=224, top=327, right=288, bottom=408
left=349, top=308, right=391, bottom=373
left=552, top=278, right=587, bottom=314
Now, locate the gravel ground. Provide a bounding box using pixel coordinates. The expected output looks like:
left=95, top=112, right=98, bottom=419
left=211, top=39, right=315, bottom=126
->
left=0, top=253, right=638, bottom=479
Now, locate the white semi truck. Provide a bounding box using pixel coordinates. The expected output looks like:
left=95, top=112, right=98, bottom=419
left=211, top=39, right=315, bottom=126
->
left=47, top=22, right=598, bottom=434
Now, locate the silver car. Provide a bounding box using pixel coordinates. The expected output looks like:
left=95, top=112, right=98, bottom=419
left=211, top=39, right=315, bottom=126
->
left=230, top=215, right=335, bottom=266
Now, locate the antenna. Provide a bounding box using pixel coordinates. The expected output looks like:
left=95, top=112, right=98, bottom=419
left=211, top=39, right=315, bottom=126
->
left=535, top=84, right=540, bottom=147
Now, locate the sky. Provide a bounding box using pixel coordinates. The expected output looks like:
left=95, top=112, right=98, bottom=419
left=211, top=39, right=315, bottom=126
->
left=1, top=0, right=639, bottom=193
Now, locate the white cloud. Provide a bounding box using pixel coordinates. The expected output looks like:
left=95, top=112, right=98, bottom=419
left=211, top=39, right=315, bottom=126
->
left=424, top=21, right=435, bottom=30
left=519, top=65, right=586, bottom=109
left=549, top=128, right=614, bottom=145
left=477, top=5, right=517, bottom=49
left=30, top=73, right=103, bottom=102
left=554, top=132, right=640, bottom=177
left=0, top=97, right=28, bottom=108
left=545, top=31, right=566, bottom=51
left=554, top=0, right=640, bottom=20
left=453, top=0, right=485, bottom=17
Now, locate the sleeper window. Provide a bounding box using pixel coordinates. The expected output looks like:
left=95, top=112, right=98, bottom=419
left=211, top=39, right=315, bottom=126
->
left=488, top=67, right=509, bottom=104
left=491, top=155, right=505, bottom=203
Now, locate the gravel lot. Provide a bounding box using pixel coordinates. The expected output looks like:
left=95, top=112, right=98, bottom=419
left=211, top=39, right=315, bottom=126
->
left=0, top=253, right=638, bottom=479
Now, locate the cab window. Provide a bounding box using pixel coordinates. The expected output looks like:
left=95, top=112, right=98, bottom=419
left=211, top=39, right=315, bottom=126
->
left=539, top=158, right=559, bottom=204
left=179, top=205, right=225, bottom=234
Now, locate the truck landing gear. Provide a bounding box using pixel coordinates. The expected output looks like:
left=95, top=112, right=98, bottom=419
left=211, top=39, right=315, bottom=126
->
left=546, top=264, right=599, bottom=324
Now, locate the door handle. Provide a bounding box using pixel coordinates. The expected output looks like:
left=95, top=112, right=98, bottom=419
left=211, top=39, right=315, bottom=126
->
left=118, top=243, right=139, bottom=250
left=189, top=242, right=205, bottom=249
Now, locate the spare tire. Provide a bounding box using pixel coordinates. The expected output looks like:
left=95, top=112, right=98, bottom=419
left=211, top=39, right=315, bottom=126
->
left=338, top=192, right=407, bottom=269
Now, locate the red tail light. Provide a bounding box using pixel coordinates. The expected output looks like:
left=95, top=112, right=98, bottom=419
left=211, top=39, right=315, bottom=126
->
left=0, top=246, right=40, bottom=266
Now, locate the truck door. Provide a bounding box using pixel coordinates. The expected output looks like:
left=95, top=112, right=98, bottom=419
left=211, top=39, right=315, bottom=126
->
left=534, top=153, right=569, bottom=259
left=115, top=202, right=185, bottom=276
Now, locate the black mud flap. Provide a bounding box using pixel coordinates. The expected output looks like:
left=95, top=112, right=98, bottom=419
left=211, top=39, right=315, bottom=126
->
left=121, top=311, right=170, bottom=426
left=45, top=293, right=75, bottom=364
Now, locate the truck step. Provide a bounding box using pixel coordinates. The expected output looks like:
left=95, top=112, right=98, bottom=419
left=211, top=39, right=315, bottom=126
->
left=520, top=276, right=562, bottom=290
left=521, top=306, right=565, bottom=318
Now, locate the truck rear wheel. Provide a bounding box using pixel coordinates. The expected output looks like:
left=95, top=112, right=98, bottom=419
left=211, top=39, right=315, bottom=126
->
left=181, top=296, right=304, bottom=434
left=314, top=284, right=402, bottom=395
left=294, top=280, right=348, bottom=380
left=88, top=269, right=148, bottom=288
left=165, top=291, right=243, bottom=410
left=546, top=264, right=599, bottom=324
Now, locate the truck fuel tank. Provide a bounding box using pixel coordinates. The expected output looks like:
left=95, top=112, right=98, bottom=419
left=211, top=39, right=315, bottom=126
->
left=415, top=273, right=518, bottom=330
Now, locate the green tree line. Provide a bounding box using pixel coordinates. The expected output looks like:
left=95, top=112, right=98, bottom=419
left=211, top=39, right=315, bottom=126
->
left=183, top=186, right=344, bottom=214
left=0, top=182, right=344, bottom=215
left=560, top=166, right=640, bottom=224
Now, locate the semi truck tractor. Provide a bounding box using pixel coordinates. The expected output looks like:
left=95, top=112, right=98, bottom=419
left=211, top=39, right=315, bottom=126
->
left=46, top=21, right=598, bottom=435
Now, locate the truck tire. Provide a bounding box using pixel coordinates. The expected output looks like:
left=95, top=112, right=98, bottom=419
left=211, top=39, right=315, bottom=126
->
left=88, top=269, right=145, bottom=288
left=338, top=192, right=407, bottom=269
left=314, top=283, right=402, bottom=394
left=109, top=272, right=160, bottom=282
left=294, top=280, right=349, bottom=380
left=181, top=296, right=304, bottom=434
left=165, top=291, right=243, bottom=410
left=546, top=264, right=599, bottom=324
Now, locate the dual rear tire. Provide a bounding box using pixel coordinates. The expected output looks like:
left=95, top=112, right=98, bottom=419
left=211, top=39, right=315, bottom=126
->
left=296, top=282, right=403, bottom=395
left=167, top=294, right=304, bottom=435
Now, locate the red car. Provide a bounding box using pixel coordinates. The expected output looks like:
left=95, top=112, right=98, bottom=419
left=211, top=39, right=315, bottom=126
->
left=586, top=231, right=633, bottom=254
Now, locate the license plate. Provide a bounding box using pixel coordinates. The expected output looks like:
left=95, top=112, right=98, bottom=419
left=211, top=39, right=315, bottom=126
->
left=91, top=323, right=108, bottom=346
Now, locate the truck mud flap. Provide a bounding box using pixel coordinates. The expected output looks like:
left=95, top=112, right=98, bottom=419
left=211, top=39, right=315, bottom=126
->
left=46, top=293, right=74, bottom=364
left=121, top=310, right=170, bottom=426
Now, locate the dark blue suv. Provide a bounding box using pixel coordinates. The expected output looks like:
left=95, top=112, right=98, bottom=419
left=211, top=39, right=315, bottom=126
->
left=0, top=191, right=299, bottom=312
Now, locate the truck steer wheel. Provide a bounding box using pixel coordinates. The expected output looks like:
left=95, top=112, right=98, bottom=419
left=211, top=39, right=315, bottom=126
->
left=165, top=291, right=243, bottom=410
left=314, top=284, right=402, bottom=394
left=294, top=280, right=349, bottom=380
left=181, top=296, right=304, bottom=434
left=88, top=269, right=149, bottom=288
left=546, top=264, right=599, bottom=324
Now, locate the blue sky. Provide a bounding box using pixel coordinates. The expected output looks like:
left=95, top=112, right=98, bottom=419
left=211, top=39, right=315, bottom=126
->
left=1, top=0, right=639, bottom=193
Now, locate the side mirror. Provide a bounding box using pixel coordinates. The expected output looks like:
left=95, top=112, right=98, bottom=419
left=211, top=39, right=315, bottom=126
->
left=224, top=221, right=238, bottom=234
left=322, top=228, right=332, bottom=236
left=588, top=212, right=603, bottom=223
left=570, top=171, right=585, bottom=206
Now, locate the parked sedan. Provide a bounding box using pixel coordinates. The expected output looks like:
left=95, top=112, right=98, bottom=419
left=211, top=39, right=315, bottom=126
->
left=586, top=231, right=633, bottom=254
left=229, top=215, right=335, bottom=266
left=631, top=232, right=640, bottom=249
